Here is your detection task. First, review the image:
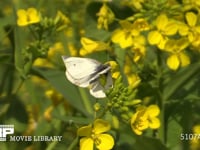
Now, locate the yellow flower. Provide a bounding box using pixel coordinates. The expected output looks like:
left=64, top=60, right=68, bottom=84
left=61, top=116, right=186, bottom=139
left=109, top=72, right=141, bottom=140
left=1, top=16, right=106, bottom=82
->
left=48, top=42, right=65, bottom=59
left=43, top=106, right=54, bottom=122
left=77, top=119, right=114, bottom=150
left=111, top=20, right=141, bottom=48
left=186, top=12, right=197, bottom=27
left=45, top=89, right=64, bottom=106
left=148, top=14, right=178, bottom=49
left=54, top=11, right=71, bottom=31
left=96, top=3, right=115, bottom=30
left=33, top=58, right=53, bottom=68
left=108, top=61, right=120, bottom=79
left=164, top=38, right=190, bottom=70
left=185, top=12, right=200, bottom=49
left=64, top=27, right=74, bottom=38
left=80, top=37, right=110, bottom=56
left=23, top=105, right=37, bottom=136
left=131, top=35, right=146, bottom=62
left=112, top=18, right=148, bottom=49
left=123, top=56, right=141, bottom=88
left=17, top=8, right=40, bottom=26
left=178, top=22, right=189, bottom=36
left=132, top=18, right=150, bottom=32
left=131, top=105, right=160, bottom=135
left=67, top=43, right=78, bottom=56
left=190, top=124, right=200, bottom=150
left=127, top=74, right=141, bottom=88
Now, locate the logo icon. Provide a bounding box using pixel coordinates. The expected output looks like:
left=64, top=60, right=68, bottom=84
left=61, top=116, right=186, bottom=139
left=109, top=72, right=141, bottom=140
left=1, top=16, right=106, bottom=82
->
left=0, top=125, right=14, bottom=141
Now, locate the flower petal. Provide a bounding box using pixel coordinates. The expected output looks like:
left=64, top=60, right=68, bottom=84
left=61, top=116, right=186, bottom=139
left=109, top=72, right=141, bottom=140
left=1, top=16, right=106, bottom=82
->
left=149, top=117, right=160, bottom=129
left=112, top=29, right=133, bottom=48
left=148, top=31, right=162, bottom=45
left=81, top=37, right=99, bottom=52
left=177, top=38, right=189, bottom=50
left=146, top=105, right=160, bottom=117
left=27, top=8, right=40, bottom=24
left=17, top=9, right=28, bottom=26
left=180, top=52, right=190, bottom=67
left=93, top=119, right=111, bottom=134
left=130, top=111, right=148, bottom=134
left=130, top=112, right=138, bottom=126
left=157, top=37, right=167, bottom=50
left=178, top=22, right=189, bottom=36
left=164, top=21, right=178, bottom=35
left=77, top=124, right=92, bottom=137
left=119, top=34, right=133, bottom=48
left=186, top=12, right=197, bottom=27
left=132, top=127, right=143, bottom=135
left=167, top=54, right=180, bottom=70
left=193, top=125, right=200, bottom=133
left=111, top=29, right=124, bottom=43
left=81, top=37, right=109, bottom=52
left=96, top=134, right=114, bottom=150
left=156, top=14, right=168, bottom=30
left=80, top=137, right=94, bottom=150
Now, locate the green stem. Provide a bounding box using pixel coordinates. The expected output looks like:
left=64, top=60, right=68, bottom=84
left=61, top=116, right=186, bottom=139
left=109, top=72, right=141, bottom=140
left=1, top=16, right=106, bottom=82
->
left=13, top=78, right=24, bottom=94
left=67, top=137, right=79, bottom=150
left=156, top=48, right=166, bottom=143
left=78, top=88, right=93, bottom=114
left=158, top=90, right=166, bottom=144
left=46, top=140, right=59, bottom=150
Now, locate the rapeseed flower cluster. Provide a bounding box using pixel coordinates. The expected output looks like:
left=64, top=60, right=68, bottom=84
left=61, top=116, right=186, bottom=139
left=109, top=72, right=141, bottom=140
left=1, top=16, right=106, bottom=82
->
left=79, top=1, right=200, bottom=71
left=164, top=38, right=190, bottom=70
left=148, top=14, right=178, bottom=49
left=111, top=19, right=149, bottom=50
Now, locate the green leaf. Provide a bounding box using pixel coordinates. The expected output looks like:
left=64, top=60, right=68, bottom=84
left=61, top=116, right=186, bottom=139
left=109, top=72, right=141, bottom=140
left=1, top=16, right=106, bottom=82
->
left=167, top=118, right=182, bottom=150
left=14, top=26, right=24, bottom=68
left=163, top=61, right=200, bottom=101
left=32, top=67, right=91, bottom=116
left=134, top=136, right=168, bottom=150
left=4, top=95, right=28, bottom=132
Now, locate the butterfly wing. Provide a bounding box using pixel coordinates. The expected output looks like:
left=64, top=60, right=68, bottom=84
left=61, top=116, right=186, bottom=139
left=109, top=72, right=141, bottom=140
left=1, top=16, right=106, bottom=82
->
left=104, top=71, right=113, bottom=90
left=90, top=80, right=106, bottom=98
left=90, top=71, right=113, bottom=98
left=62, top=56, right=102, bottom=87
left=89, top=63, right=111, bottom=83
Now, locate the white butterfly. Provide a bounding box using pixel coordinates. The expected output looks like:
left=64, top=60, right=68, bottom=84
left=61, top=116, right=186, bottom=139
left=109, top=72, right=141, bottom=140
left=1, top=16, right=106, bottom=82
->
left=62, top=56, right=113, bottom=98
